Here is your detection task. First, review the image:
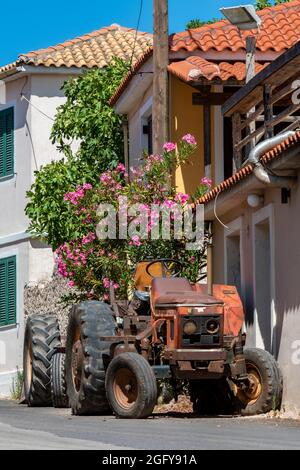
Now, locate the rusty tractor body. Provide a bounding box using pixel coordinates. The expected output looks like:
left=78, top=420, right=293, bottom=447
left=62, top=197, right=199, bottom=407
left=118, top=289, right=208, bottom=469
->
left=23, top=259, right=282, bottom=418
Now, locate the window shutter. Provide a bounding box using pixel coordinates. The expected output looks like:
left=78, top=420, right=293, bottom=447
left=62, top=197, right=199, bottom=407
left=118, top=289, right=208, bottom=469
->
left=0, top=261, right=6, bottom=326
left=0, top=108, right=14, bottom=178
left=0, top=112, right=5, bottom=178
left=0, top=256, right=16, bottom=327
left=7, top=257, right=16, bottom=325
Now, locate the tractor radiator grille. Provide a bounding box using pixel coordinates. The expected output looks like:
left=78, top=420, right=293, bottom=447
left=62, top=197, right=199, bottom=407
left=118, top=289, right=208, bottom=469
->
left=181, top=315, right=222, bottom=347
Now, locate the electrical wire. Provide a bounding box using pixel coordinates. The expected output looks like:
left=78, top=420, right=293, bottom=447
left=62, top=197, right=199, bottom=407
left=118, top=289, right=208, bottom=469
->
left=129, top=0, right=144, bottom=70
left=214, top=190, right=229, bottom=230
left=20, top=93, right=55, bottom=122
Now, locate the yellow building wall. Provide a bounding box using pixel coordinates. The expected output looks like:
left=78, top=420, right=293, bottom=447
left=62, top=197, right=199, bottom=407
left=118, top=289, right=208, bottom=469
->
left=170, top=75, right=215, bottom=195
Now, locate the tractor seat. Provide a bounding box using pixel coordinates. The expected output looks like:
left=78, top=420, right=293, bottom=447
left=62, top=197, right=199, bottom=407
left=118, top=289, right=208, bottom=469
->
left=151, top=277, right=224, bottom=307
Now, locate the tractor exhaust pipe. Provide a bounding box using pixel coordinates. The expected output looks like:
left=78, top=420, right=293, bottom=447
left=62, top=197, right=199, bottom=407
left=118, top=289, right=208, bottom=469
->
left=207, top=242, right=213, bottom=296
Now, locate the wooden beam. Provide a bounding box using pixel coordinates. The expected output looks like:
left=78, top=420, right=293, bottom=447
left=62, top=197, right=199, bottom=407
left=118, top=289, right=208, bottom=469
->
left=222, top=40, right=300, bottom=116
left=232, top=112, right=242, bottom=171
left=235, top=125, right=266, bottom=152
left=238, top=104, right=264, bottom=131
left=192, top=92, right=233, bottom=106
left=267, top=102, right=300, bottom=129
left=204, top=105, right=211, bottom=172
left=153, top=0, right=169, bottom=155
left=264, top=84, right=273, bottom=139
left=271, top=81, right=295, bottom=105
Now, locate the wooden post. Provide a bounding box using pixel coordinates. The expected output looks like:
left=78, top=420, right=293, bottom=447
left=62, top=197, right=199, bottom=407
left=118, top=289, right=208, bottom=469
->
left=245, top=36, right=257, bottom=158
left=204, top=104, right=211, bottom=178
left=246, top=36, right=256, bottom=84
left=232, top=112, right=242, bottom=172
left=122, top=117, right=129, bottom=173
left=264, top=84, right=274, bottom=139
left=153, top=0, right=169, bottom=155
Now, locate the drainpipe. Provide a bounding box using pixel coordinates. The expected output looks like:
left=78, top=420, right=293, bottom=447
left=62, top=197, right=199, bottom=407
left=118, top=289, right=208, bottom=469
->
left=246, top=131, right=297, bottom=188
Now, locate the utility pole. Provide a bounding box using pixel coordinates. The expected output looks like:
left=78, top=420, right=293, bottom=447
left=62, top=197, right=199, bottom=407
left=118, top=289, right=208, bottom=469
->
left=153, top=0, right=169, bottom=155
left=246, top=36, right=257, bottom=155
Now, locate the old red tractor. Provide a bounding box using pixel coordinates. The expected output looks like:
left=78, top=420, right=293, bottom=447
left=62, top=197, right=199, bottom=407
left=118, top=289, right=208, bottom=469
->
left=23, top=256, right=282, bottom=418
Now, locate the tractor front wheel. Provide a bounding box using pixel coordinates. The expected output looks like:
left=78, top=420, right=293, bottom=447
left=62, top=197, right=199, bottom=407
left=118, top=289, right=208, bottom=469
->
left=105, top=353, right=157, bottom=419
left=231, top=348, right=283, bottom=416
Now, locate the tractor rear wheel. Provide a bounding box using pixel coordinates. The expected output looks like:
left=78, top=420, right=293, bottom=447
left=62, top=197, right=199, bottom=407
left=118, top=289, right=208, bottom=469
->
left=105, top=353, right=157, bottom=419
left=189, top=378, right=235, bottom=416
left=231, top=348, right=283, bottom=416
left=65, top=301, right=116, bottom=415
left=51, top=352, right=69, bottom=408
left=23, top=314, right=61, bottom=406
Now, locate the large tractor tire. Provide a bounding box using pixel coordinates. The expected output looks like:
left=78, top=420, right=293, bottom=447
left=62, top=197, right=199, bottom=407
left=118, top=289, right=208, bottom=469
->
left=189, top=378, right=235, bottom=416
left=51, top=352, right=69, bottom=408
left=105, top=352, right=157, bottom=419
left=232, top=348, right=283, bottom=416
left=23, top=314, right=61, bottom=406
left=65, top=301, right=116, bottom=415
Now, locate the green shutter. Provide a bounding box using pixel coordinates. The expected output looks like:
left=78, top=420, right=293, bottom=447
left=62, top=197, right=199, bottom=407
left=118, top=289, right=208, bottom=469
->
left=0, top=261, right=6, bottom=326
left=0, top=108, right=14, bottom=178
left=0, top=256, right=16, bottom=327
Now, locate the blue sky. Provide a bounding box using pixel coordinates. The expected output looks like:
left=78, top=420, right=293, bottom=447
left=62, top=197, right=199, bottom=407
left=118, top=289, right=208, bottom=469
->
left=0, top=0, right=256, bottom=66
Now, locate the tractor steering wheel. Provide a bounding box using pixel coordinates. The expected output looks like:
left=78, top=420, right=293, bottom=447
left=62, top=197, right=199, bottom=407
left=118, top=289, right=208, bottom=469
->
left=146, top=259, right=183, bottom=279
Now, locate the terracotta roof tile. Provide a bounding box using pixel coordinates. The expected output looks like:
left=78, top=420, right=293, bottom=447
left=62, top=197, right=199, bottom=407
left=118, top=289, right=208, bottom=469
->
left=197, top=131, right=300, bottom=205
left=0, top=25, right=152, bottom=76
left=170, top=0, right=300, bottom=53
left=110, top=1, right=300, bottom=106
left=168, top=57, right=269, bottom=83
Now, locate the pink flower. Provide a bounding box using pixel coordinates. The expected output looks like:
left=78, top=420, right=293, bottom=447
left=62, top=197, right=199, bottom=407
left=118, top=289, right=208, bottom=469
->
left=130, top=235, right=141, bottom=247
left=83, top=183, right=93, bottom=190
left=175, top=193, right=190, bottom=205
left=103, top=278, right=111, bottom=289
left=116, top=163, right=126, bottom=174
left=103, top=294, right=110, bottom=301
left=82, top=232, right=96, bottom=245
left=68, top=281, right=76, bottom=288
left=163, top=199, right=177, bottom=209
left=182, top=134, right=197, bottom=146
left=201, top=177, right=213, bottom=188
left=163, top=142, right=176, bottom=153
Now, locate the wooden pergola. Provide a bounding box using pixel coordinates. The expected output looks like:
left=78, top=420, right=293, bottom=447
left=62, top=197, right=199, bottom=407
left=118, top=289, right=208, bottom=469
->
left=223, top=40, right=300, bottom=171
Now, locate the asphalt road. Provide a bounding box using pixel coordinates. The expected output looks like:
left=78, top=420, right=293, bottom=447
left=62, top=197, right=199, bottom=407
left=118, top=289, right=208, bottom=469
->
left=0, top=400, right=300, bottom=450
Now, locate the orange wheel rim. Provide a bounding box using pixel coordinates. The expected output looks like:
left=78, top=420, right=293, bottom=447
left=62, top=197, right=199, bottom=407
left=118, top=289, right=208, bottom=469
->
left=26, top=341, right=33, bottom=386
left=113, top=368, right=138, bottom=410
left=71, top=326, right=83, bottom=393
left=234, top=363, right=263, bottom=406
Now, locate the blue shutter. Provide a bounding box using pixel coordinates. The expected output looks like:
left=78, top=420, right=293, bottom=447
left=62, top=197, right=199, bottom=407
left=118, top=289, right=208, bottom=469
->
left=0, top=108, right=14, bottom=178
left=0, top=256, right=16, bottom=327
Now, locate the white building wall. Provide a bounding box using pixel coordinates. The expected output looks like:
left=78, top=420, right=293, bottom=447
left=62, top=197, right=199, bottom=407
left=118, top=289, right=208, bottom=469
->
left=0, top=240, right=28, bottom=396
left=0, top=71, right=78, bottom=395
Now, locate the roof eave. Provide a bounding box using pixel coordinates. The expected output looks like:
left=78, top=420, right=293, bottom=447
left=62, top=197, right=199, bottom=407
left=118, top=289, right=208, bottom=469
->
left=113, top=56, right=154, bottom=114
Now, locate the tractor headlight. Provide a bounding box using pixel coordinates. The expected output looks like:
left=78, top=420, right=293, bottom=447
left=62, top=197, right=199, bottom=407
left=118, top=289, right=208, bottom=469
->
left=206, top=319, right=220, bottom=335
left=183, top=320, right=198, bottom=336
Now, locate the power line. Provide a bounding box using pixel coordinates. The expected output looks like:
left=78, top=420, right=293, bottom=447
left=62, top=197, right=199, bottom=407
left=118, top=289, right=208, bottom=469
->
left=130, top=0, right=144, bottom=70
left=21, top=93, right=55, bottom=122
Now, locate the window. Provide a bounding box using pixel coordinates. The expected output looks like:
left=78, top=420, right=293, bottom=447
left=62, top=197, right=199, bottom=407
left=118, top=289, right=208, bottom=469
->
left=0, top=256, right=17, bottom=327
left=0, top=107, right=14, bottom=178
